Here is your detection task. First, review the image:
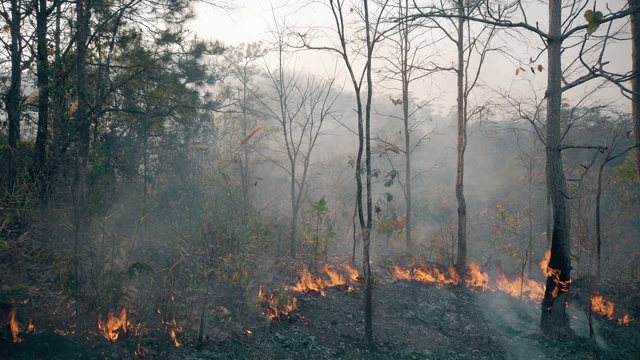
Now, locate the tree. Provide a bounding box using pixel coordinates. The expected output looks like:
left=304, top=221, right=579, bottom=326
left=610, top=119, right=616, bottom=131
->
left=1, top=0, right=25, bottom=195
left=294, top=0, right=390, bottom=345
left=217, top=43, right=266, bottom=223
left=631, top=0, right=640, bottom=181
left=410, top=0, right=635, bottom=338
left=260, top=22, right=339, bottom=258
left=416, top=0, right=497, bottom=273
left=375, top=0, right=435, bottom=251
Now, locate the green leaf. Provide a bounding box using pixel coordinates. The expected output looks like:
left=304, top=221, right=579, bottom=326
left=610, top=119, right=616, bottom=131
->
left=584, top=9, right=603, bottom=33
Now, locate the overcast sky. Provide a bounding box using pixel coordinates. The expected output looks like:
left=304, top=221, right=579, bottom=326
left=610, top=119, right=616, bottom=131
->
left=191, top=0, right=633, bottom=117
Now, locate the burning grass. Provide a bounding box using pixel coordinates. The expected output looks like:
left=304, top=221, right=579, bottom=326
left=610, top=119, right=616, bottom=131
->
left=591, top=291, right=634, bottom=325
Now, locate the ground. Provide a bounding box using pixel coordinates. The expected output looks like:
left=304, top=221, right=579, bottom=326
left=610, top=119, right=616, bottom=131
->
left=2, top=259, right=639, bottom=360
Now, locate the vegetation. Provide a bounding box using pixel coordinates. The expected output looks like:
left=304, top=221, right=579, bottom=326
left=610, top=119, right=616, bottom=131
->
left=1, top=0, right=639, bottom=353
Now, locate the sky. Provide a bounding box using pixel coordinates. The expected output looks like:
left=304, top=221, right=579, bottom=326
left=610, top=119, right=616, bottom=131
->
left=191, top=0, right=634, bottom=117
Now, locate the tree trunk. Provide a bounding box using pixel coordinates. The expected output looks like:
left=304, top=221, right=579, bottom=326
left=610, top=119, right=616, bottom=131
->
left=630, top=0, right=640, bottom=181
left=455, top=1, right=467, bottom=273
left=6, top=0, right=22, bottom=195
left=401, top=0, right=412, bottom=251
left=33, top=0, right=50, bottom=201
left=74, top=0, right=91, bottom=327
left=540, top=0, right=572, bottom=338
left=363, top=0, right=374, bottom=346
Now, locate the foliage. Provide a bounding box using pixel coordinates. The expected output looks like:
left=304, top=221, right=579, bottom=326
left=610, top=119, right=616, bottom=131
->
left=305, top=196, right=335, bottom=272
left=614, top=154, right=638, bottom=182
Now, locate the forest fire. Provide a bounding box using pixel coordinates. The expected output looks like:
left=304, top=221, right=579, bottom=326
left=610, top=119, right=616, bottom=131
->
left=9, top=307, right=22, bottom=343
left=494, top=272, right=545, bottom=302
left=167, top=316, right=183, bottom=347
left=390, top=261, right=547, bottom=302
left=345, top=264, right=362, bottom=282
left=465, top=262, right=489, bottom=290
left=257, top=286, right=298, bottom=321
left=390, top=265, right=459, bottom=287
left=98, top=308, right=129, bottom=341
left=290, top=265, right=353, bottom=296
left=591, top=291, right=634, bottom=325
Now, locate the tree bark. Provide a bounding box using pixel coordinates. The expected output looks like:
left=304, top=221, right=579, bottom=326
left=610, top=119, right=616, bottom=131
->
left=630, top=0, right=640, bottom=182
left=6, top=0, right=22, bottom=195
left=33, top=0, right=50, bottom=201
left=363, top=0, right=374, bottom=346
left=74, top=0, right=91, bottom=326
left=455, top=0, right=467, bottom=273
left=540, top=0, right=572, bottom=339
left=401, top=0, right=412, bottom=251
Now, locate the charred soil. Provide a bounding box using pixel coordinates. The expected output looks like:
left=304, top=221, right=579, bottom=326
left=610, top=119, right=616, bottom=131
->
left=2, top=261, right=639, bottom=360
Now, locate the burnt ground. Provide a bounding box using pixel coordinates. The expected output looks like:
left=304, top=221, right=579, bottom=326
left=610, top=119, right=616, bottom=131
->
left=2, top=265, right=639, bottom=360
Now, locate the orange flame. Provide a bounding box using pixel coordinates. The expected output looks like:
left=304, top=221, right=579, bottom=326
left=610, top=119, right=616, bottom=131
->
left=391, top=265, right=459, bottom=287
left=169, top=317, right=182, bottom=347
left=591, top=291, right=615, bottom=320
left=26, top=320, right=35, bottom=333
left=344, top=264, right=361, bottom=282
left=390, top=261, right=547, bottom=303
left=9, top=307, right=22, bottom=343
left=465, top=262, right=489, bottom=291
left=290, top=265, right=353, bottom=296
left=257, top=286, right=298, bottom=321
left=617, top=314, right=634, bottom=325
left=98, top=308, right=128, bottom=341
left=494, top=272, right=545, bottom=302
left=539, top=249, right=550, bottom=273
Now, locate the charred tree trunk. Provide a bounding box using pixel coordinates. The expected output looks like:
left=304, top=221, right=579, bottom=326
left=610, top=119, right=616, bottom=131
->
left=6, top=0, right=22, bottom=195
left=540, top=0, right=572, bottom=338
left=33, top=0, right=50, bottom=201
left=74, top=0, right=91, bottom=326
left=630, top=0, right=640, bottom=181
left=455, top=1, right=467, bottom=273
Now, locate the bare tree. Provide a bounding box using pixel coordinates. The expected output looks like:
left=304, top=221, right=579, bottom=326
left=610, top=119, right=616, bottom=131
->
left=375, top=0, right=436, bottom=251
left=410, top=0, right=635, bottom=338
left=294, top=0, right=391, bottom=345
left=1, top=0, right=25, bottom=195
left=259, top=22, right=339, bottom=258
left=414, top=0, right=497, bottom=273
left=631, top=0, right=640, bottom=181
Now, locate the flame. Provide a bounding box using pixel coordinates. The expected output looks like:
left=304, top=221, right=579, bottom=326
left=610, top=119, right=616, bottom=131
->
left=390, top=261, right=547, bottom=303
left=591, top=291, right=615, bottom=320
left=290, top=265, right=353, bottom=296
left=246, top=329, right=253, bottom=335
left=98, top=308, right=128, bottom=341
left=539, top=249, right=551, bottom=272
left=26, top=320, right=35, bottom=333
left=55, top=328, right=74, bottom=336
left=494, top=272, right=545, bottom=302
left=617, top=314, right=634, bottom=325
left=344, top=264, right=361, bottom=282
left=465, top=262, right=489, bottom=291
left=257, top=286, right=298, bottom=321
left=391, top=265, right=459, bottom=287
left=9, top=307, right=22, bottom=343
left=169, top=317, right=182, bottom=347
left=291, top=269, right=326, bottom=296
